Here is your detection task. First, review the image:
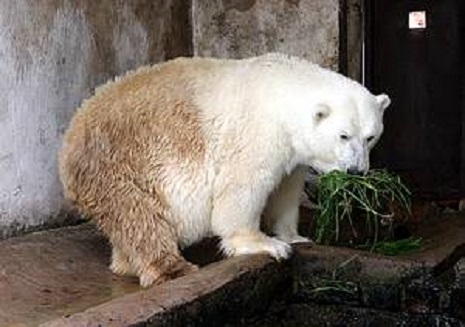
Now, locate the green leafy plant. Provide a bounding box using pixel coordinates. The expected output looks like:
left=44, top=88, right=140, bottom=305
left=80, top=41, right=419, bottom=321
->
left=311, top=169, right=412, bottom=249
left=364, top=237, right=423, bottom=256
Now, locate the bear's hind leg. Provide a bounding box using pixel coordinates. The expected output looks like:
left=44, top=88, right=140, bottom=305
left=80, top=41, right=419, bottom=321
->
left=138, top=255, right=199, bottom=287
left=110, top=246, right=135, bottom=276
left=112, top=217, right=198, bottom=287
left=119, top=217, right=198, bottom=287
left=96, top=182, right=198, bottom=287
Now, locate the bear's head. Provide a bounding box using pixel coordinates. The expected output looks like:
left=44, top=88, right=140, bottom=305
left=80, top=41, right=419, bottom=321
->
left=275, top=78, right=390, bottom=175
left=252, top=53, right=390, bottom=175
left=304, top=92, right=390, bottom=175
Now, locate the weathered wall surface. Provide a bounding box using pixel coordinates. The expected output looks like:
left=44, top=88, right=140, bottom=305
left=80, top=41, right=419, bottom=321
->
left=192, top=0, right=340, bottom=70
left=0, top=0, right=191, bottom=238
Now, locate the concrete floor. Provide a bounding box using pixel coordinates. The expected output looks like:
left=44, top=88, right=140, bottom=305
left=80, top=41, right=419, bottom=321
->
left=0, top=211, right=464, bottom=326
left=401, top=211, right=465, bottom=265
left=0, top=224, right=141, bottom=326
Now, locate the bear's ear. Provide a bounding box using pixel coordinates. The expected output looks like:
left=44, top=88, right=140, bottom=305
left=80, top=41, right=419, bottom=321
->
left=314, top=104, right=331, bottom=124
left=376, top=94, right=391, bottom=112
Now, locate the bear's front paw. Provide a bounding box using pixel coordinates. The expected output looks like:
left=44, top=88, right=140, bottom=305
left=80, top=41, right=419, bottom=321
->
left=222, top=233, right=292, bottom=260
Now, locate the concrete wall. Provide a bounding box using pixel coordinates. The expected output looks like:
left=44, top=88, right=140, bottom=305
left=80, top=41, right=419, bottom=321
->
left=192, top=0, right=340, bottom=70
left=0, top=0, right=343, bottom=238
left=0, top=0, right=191, bottom=238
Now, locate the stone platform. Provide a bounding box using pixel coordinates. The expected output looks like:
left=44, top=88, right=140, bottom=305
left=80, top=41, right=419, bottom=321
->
left=0, top=212, right=464, bottom=326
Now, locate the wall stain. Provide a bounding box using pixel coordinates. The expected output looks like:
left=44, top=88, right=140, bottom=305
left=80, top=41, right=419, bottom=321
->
left=194, top=0, right=340, bottom=70
left=71, top=0, right=192, bottom=85
left=132, top=0, right=192, bottom=61
left=71, top=0, right=118, bottom=85
left=223, top=0, right=257, bottom=12
left=162, top=0, right=193, bottom=59
left=285, top=0, right=300, bottom=8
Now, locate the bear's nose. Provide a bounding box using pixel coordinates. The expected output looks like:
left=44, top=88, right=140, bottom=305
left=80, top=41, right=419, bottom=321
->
left=347, top=167, right=364, bottom=175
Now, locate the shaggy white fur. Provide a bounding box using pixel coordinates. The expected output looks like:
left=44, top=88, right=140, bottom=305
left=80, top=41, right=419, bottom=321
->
left=60, top=53, right=390, bottom=286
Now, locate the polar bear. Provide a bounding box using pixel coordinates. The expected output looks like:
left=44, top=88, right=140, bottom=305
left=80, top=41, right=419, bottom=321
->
left=59, top=53, right=390, bottom=287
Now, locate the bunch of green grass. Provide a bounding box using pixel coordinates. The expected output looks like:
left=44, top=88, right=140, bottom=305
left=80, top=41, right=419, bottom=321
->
left=312, top=169, right=411, bottom=248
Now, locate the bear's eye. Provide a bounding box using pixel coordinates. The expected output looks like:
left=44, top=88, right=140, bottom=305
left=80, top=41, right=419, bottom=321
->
left=366, top=136, right=375, bottom=143
left=340, top=134, right=350, bottom=141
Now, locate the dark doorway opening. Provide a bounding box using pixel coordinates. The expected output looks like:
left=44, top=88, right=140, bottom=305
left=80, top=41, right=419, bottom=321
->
left=365, top=0, right=465, bottom=200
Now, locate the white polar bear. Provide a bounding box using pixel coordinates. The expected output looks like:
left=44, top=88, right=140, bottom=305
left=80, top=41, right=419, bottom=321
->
left=59, top=53, right=390, bottom=287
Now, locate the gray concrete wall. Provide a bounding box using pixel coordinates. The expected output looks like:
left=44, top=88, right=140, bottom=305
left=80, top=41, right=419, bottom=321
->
left=192, top=0, right=340, bottom=70
left=0, top=0, right=191, bottom=238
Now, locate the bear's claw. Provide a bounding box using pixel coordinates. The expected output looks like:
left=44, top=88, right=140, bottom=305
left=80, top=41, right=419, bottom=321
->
left=223, top=233, right=292, bottom=260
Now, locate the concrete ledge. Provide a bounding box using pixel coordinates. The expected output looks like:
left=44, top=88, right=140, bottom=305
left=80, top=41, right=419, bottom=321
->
left=1, top=213, right=464, bottom=326
left=0, top=223, right=286, bottom=327
left=292, top=245, right=428, bottom=311
left=292, top=244, right=465, bottom=319
left=44, top=254, right=284, bottom=327
left=246, top=303, right=465, bottom=327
